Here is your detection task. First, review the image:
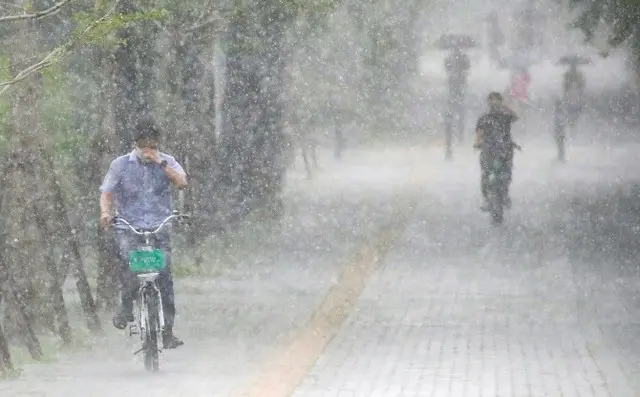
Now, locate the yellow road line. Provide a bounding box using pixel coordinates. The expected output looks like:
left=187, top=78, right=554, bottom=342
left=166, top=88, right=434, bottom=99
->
left=239, top=198, right=417, bottom=397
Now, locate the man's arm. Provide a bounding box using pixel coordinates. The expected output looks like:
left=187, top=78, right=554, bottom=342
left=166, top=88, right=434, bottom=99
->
left=161, top=157, right=188, bottom=189
left=474, top=127, right=484, bottom=148
left=143, top=150, right=188, bottom=189
left=99, top=159, right=122, bottom=228
left=474, top=117, right=485, bottom=148
left=500, top=104, right=518, bottom=122
left=100, top=192, right=115, bottom=216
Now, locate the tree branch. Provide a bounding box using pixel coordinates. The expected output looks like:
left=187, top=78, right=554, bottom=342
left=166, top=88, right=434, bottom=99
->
left=184, top=15, right=221, bottom=33
left=0, top=2, right=24, bottom=11
left=0, top=1, right=118, bottom=96
left=0, top=0, right=73, bottom=23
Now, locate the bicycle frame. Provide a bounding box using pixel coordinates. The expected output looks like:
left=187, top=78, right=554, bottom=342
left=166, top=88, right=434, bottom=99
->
left=136, top=273, right=165, bottom=341
left=112, top=212, right=188, bottom=365
left=487, top=155, right=511, bottom=225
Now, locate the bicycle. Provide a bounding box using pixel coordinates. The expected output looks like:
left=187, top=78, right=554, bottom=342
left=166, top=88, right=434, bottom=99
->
left=112, top=211, right=189, bottom=372
left=484, top=144, right=521, bottom=226
left=487, top=156, right=509, bottom=225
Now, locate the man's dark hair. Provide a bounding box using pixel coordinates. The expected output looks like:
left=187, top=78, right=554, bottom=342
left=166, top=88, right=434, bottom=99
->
left=133, top=117, right=161, bottom=142
left=488, top=91, right=503, bottom=101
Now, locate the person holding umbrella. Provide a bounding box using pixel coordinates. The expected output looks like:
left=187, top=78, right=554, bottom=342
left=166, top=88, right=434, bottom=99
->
left=437, top=33, right=476, bottom=157
left=558, top=55, right=589, bottom=127
left=553, top=97, right=567, bottom=162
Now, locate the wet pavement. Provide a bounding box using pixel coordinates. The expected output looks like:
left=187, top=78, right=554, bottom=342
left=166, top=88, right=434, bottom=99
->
left=3, top=110, right=640, bottom=397
left=292, top=147, right=640, bottom=397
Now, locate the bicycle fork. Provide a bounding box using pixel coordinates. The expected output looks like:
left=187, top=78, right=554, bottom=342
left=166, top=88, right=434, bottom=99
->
left=140, top=283, right=166, bottom=334
left=132, top=282, right=165, bottom=355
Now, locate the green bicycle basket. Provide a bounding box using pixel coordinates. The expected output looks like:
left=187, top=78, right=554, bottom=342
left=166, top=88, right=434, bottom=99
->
left=129, top=249, right=166, bottom=273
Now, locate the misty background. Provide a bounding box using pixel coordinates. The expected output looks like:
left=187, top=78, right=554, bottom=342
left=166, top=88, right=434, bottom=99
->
left=2, top=0, right=640, bottom=395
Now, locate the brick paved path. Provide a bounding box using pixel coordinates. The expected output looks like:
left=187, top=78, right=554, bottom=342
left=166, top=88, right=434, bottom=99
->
left=290, top=144, right=640, bottom=397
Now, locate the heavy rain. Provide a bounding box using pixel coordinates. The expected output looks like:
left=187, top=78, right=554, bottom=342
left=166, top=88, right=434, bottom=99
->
left=1, top=0, right=640, bottom=395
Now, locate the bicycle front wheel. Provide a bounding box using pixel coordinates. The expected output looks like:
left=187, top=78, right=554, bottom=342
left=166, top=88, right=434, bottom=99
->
left=143, top=290, right=160, bottom=372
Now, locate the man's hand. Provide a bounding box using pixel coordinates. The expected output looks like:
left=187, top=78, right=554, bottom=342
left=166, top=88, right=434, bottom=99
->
left=100, top=211, right=113, bottom=230
left=147, top=153, right=188, bottom=189
left=99, top=192, right=115, bottom=230
left=498, top=103, right=514, bottom=113
left=474, top=128, right=484, bottom=150
left=142, top=148, right=161, bottom=164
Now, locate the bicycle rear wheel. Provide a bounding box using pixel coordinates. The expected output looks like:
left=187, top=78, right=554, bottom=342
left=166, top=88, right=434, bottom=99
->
left=488, top=177, right=505, bottom=226
left=143, top=289, right=160, bottom=372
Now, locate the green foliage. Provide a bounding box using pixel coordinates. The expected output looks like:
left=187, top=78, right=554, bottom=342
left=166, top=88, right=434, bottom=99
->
left=283, top=0, right=342, bottom=21
left=41, top=64, right=72, bottom=122
left=37, top=62, right=92, bottom=175
left=570, top=0, right=640, bottom=80
left=72, top=8, right=170, bottom=48
left=222, top=0, right=343, bottom=56
left=570, top=0, right=640, bottom=47
left=226, top=0, right=342, bottom=37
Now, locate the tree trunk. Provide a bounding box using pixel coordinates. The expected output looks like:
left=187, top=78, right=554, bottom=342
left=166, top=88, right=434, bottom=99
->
left=0, top=165, right=13, bottom=372
left=31, top=204, right=73, bottom=345
left=218, top=7, right=290, bottom=223
left=0, top=291, right=14, bottom=373
left=95, top=225, right=119, bottom=311
left=180, top=42, right=215, bottom=240
left=3, top=271, right=42, bottom=360
left=4, top=9, right=45, bottom=357
left=40, top=149, right=102, bottom=332
left=93, top=51, right=119, bottom=311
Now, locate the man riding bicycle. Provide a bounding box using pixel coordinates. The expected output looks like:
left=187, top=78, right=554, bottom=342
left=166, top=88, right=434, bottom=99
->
left=99, top=117, right=188, bottom=349
left=474, top=92, right=519, bottom=211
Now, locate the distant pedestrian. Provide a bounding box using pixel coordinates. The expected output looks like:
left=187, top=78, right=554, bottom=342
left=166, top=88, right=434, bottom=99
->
left=553, top=98, right=567, bottom=161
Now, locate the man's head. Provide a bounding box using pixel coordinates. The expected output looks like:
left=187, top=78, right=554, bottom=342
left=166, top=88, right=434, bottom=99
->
left=134, top=117, right=161, bottom=150
left=487, top=91, right=503, bottom=111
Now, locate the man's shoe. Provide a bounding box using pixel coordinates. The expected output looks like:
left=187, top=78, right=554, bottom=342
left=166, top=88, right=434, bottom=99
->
left=112, top=307, right=134, bottom=330
left=163, top=332, right=184, bottom=349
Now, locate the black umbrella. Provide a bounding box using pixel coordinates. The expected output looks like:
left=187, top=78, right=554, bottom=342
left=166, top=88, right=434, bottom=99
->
left=435, top=34, right=477, bottom=50
left=557, top=54, right=591, bottom=66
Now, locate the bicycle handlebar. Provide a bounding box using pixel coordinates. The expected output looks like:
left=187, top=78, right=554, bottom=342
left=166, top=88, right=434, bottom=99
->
left=113, top=212, right=190, bottom=235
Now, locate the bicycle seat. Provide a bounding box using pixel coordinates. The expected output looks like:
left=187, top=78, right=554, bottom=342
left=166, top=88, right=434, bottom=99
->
left=136, top=273, right=160, bottom=283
